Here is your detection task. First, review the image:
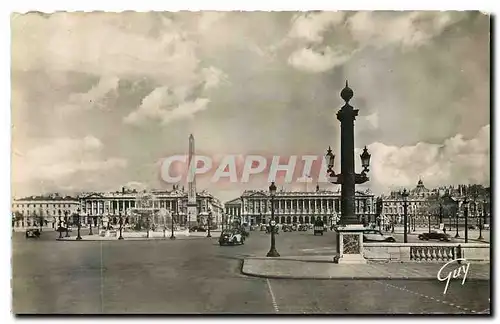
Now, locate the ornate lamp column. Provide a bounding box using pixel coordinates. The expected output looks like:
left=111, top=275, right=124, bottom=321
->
left=207, top=209, right=212, bottom=238
left=57, top=210, right=63, bottom=239
left=401, top=189, right=409, bottom=243
left=88, top=212, right=93, bottom=236
left=463, top=197, right=469, bottom=243
left=118, top=212, right=124, bottom=240
left=76, top=208, right=82, bottom=240
left=478, top=201, right=485, bottom=240
left=326, top=81, right=371, bottom=264
left=266, top=182, right=280, bottom=257
left=64, top=211, right=70, bottom=237
left=170, top=211, right=176, bottom=240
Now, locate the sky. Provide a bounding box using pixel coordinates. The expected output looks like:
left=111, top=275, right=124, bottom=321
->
left=11, top=11, right=490, bottom=202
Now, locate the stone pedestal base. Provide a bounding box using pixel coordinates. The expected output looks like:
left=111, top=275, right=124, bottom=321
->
left=335, top=224, right=367, bottom=264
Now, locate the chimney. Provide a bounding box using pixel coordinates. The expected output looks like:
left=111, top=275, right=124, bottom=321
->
left=122, top=187, right=125, bottom=194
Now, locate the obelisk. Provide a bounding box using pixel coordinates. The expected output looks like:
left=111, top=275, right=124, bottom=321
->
left=186, top=134, right=198, bottom=227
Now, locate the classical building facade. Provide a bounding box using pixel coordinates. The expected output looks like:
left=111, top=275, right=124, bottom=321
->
left=78, top=186, right=224, bottom=227
left=379, top=179, right=435, bottom=225
left=11, top=194, right=80, bottom=228
left=225, top=186, right=376, bottom=226
left=378, top=180, right=491, bottom=227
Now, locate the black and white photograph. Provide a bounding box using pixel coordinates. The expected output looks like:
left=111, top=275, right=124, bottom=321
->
left=9, top=8, right=491, bottom=315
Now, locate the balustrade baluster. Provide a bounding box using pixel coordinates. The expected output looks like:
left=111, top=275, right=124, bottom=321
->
left=449, top=247, right=455, bottom=261
left=432, top=247, right=438, bottom=261
left=423, top=247, right=429, bottom=261
left=436, top=247, right=443, bottom=261
left=418, top=247, right=424, bottom=261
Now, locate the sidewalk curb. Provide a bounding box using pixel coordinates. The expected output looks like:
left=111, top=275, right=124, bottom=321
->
left=55, top=236, right=214, bottom=242
left=240, top=269, right=490, bottom=281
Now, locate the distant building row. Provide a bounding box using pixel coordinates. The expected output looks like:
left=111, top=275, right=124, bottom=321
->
left=11, top=186, right=223, bottom=228
left=225, top=184, right=376, bottom=226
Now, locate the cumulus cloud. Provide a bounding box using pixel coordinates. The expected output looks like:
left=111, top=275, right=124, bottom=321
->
left=12, top=13, right=201, bottom=85
left=347, top=11, right=466, bottom=50
left=288, top=11, right=346, bottom=43
left=12, top=135, right=127, bottom=184
left=366, top=124, right=490, bottom=194
left=124, top=66, right=226, bottom=126
left=288, top=46, right=353, bottom=73
left=57, top=76, right=120, bottom=114
left=285, top=11, right=468, bottom=73
left=197, top=11, right=227, bottom=32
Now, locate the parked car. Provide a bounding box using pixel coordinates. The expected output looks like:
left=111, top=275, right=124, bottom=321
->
left=298, top=224, right=308, bottom=231
left=189, top=226, right=206, bottom=232
left=468, top=225, right=477, bottom=230
left=56, top=226, right=73, bottom=232
left=219, top=230, right=245, bottom=246
left=418, top=230, right=451, bottom=241
left=313, top=220, right=325, bottom=236
left=25, top=229, right=41, bottom=238
left=362, top=229, right=396, bottom=242
left=282, top=225, right=293, bottom=232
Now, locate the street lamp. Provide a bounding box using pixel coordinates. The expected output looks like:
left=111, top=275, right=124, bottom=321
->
left=401, top=189, right=409, bottom=243
left=118, top=212, right=124, bottom=240
left=207, top=210, right=212, bottom=238
left=146, top=216, right=150, bottom=239
left=463, top=197, right=469, bottom=243
left=455, top=204, right=460, bottom=238
left=64, top=210, right=70, bottom=237
left=170, top=211, right=176, bottom=240
left=76, top=208, right=82, bottom=240
left=267, top=182, right=280, bottom=257
left=478, top=201, right=485, bottom=240
left=58, top=209, right=63, bottom=239
left=88, top=212, right=93, bottom=236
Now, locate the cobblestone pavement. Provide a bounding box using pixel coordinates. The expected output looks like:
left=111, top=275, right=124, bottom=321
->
left=12, top=230, right=490, bottom=314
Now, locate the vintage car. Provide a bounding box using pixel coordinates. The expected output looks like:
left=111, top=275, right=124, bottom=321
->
left=219, top=230, right=245, bottom=246
left=418, top=230, right=451, bottom=241
left=313, top=220, right=325, bottom=236
left=298, top=224, right=308, bottom=231
left=282, top=225, right=293, bottom=232
left=362, top=229, right=396, bottom=242
left=189, top=226, right=206, bottom=232
left=56, top=226, right=73, bottom=232
left=25, top=229, right=41, bottom=238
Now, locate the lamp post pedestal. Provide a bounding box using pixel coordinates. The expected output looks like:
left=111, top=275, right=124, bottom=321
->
left=333, top=224, right=367, bottom=264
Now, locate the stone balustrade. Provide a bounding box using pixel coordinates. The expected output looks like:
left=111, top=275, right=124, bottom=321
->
left=364, top=242, right=490, bottom=263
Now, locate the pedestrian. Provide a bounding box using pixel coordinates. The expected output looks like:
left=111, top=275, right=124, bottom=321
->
left=443, top=227, right=447, bottom=234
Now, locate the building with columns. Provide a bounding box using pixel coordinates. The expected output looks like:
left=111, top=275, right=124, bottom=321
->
left=11, top=193, right=80, bottom=229
left=78, top=186, right=223, bottom=227
left=225, top=185, right=375, bottom=226
left=378, top=180, right=491, bottom=228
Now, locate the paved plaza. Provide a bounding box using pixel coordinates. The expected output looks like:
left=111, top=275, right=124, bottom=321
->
left=12, top=229, right=490, bottom=314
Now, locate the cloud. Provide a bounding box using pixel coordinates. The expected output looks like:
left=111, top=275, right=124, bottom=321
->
left=57, top=76, right=120, bottom=114
left=124, top=66, right=226, bottom=126
left=284, top=11, right=468, bottom=73
left=12, top=135, right=127, bottom=184
left=347, top=11, right=466, bottom=50
left=288, top=11, right=346, bottom=43
left=197, top=12, right=227, bottom=32
left=12, top=13, right=201, bottom=85
left=366, top=124, right=490, bottom=194
left=288, top=46, right=353, bottom=73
